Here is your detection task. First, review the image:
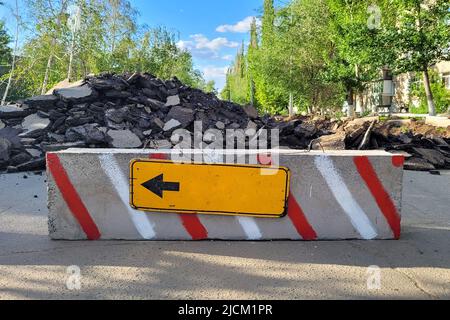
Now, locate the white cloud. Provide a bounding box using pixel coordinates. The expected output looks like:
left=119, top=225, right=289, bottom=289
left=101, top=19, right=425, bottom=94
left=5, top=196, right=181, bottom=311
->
left=200, top=66, right=229, bottom=92
left=202, top=66, right=228, bottom=79
left=177, top=34, right=239, bottom=59
left=216, top=16, right=261, bottom=33
left=192, top=34, right=238, bottom=51
left=222, top=54, right=233, bottom=61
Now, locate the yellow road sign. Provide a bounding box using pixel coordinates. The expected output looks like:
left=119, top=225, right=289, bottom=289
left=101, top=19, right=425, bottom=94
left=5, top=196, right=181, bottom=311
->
left=130, top=160, right=290, bottom=218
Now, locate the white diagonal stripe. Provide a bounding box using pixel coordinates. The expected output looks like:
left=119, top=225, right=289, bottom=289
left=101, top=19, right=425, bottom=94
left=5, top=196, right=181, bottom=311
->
left=99, top=154, right=156, bottom=239
left=237, top=216, right=262, bottom=240
left=314, top=155, right=377, bottom=240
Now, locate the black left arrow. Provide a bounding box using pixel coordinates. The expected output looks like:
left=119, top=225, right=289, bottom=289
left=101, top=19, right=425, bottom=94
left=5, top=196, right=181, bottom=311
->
left=141, top=174, right=180, bottom=199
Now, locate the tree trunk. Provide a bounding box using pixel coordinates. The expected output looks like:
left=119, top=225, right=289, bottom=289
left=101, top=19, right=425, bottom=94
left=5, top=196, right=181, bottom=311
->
left=41, top=0, right=68, bottom=95
left=423, top=67, right=436, bottom=116
left=41, top=54, right=53, bottom=95
left=359, top=94, right=365, bottom=115
left=249, top=77, right=255, bottom=107
left=110, top=1, right=119, bottom=68
left=67, top=35, right=75, bottom=82
left=1, top=0, right=19, bottom=105
left=363, top=93, right=369, bottom=114
left=288, top=92, right=294, bottom=118
left=347, top=87, right=355, bottom=118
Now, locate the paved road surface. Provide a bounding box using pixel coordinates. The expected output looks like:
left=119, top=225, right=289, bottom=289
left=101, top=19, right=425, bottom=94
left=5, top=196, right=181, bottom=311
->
left=0, top=170, right=449, bottom=299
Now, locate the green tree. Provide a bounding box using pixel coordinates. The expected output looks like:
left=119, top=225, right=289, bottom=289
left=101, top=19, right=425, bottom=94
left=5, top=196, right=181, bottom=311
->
left=226, top=0, right=392, bottom=116
left=104, top=0, right=138, bottom=72
left=249, top=0, right=345, bottom=115
left=380, top=0, right=450, bottom=116
left=0, top=19, right=12, bottom=103
left=222, top=43, right=249, bottom=105
left=262, top=0, right=275, bottom=47
left=411, top=70, right=450, bottom=114
left=35, top=0, right=70, bottom=95
left=134, top=27, right=204, bottom=87
left=0, top=20, right=11, bottom=66
left=221, top=67, right=232, bottom=101
left=1, top=0, right=20, bottom=104
left=324, top=0, right=384, bottom=117
left=203, top=80, right=217, bottom=94
left=252, top=0, right=288, bottom=114
left=289, top=0, right=344, bottom=115
left=247, top=17, right=258, bottom=106
left=6, top=0, right=206, bottom=99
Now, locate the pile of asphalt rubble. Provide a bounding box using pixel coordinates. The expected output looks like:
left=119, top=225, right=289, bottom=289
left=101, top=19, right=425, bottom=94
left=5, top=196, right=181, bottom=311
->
left=0, top=73, right=328, bottom=173
left=315, top=117, right=450, bottom=172
left=0, top=72, right=448, bottom=173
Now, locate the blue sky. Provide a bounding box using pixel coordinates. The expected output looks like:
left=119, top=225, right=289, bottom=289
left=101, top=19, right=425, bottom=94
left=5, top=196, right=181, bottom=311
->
left=131, top=0, right=263, bottom=90
left=0, top=0, right=263, bottom=90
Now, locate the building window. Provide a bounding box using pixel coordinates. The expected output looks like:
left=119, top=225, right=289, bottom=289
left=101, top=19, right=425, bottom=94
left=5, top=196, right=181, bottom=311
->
left=442, top=73, right=450, bottom=90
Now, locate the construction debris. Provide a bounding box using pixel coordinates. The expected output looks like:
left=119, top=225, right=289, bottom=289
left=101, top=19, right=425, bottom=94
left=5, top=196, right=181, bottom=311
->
left=0, top=73, right=448, bottom=172
left=317, top=117, right=450, bottom=171
left=0, top=73, right=324, bottom=172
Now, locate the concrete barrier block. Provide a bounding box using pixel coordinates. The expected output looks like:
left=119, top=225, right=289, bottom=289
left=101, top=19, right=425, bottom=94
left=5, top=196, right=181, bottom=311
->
left=47, top=149, right=404, bottom=241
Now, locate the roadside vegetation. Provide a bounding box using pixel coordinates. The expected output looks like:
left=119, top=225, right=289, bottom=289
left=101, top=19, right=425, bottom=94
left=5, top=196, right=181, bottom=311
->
left=0, top=0, right=214, bottom=103
left=0, top=0, right=448, bottom=117
left=222, top=0, right=450, bottom=117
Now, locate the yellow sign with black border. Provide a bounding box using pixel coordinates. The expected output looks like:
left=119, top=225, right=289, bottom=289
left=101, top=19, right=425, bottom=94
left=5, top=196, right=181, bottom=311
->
left=130, top=160, right=290, bottom=218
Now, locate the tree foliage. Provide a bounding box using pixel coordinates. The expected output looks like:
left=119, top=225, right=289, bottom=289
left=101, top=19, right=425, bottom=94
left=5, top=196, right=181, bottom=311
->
left=1, top=0, right=206, bottom=101
left=223, top=0, right=450, bottom=116
left=0, top=20, right=11, bottom=66
left=377, top=0, right=450, bottom=115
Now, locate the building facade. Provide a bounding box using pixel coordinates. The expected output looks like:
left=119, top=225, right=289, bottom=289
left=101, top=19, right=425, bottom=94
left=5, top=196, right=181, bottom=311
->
left=357, top=61, right=450, bottom=114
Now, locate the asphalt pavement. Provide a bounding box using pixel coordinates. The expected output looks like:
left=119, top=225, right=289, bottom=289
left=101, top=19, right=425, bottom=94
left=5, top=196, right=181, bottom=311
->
left=0, top=170, right=449, bottom=299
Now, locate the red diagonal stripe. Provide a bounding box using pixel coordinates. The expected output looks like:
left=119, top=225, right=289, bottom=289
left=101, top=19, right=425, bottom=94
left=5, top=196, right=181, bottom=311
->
left=287, top=193, right=318, bottom=240
left=257, top=153, right=317, bottom=240
left=149, top=153, right=208, bottom=240
left=179, top=214, right=208, bottom=240
left=47, top=153, right=101, bottom=240
left=354, top=156, right=401, bottom=239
